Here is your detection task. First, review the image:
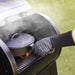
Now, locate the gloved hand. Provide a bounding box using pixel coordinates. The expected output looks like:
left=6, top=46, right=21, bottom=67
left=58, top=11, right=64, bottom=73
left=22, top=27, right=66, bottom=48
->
left=32, top=30, right=75, bottom=57
left=32, top=37, right=54, bottom=57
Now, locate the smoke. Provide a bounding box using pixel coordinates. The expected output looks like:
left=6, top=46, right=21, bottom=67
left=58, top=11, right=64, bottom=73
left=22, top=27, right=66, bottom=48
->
left=0, top=13, right=56, bottom=42
left=0, top=0, right=11, bottom=2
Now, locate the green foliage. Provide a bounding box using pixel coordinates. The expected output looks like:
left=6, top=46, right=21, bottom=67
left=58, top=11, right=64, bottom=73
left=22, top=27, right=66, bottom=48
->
left=28, top=0, right=75, bottom=75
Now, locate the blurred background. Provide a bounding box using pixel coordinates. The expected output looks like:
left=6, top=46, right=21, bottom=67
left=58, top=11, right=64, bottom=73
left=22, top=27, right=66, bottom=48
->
left=27, top=0, right=75, bottom=75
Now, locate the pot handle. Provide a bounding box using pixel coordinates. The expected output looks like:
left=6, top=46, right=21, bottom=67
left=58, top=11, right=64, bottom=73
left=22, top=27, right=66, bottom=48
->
left=11, top=33, right=20, bottom=40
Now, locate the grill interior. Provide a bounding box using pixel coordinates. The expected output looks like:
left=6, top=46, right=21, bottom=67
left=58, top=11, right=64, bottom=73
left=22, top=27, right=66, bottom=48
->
left=0, top=47, right=13, bottom=75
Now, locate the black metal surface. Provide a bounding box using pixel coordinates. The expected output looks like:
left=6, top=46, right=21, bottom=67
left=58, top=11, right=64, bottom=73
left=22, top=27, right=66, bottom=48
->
left=0, top=39, right=18, bottom=75
left=19, top=48, right=61, bottom=75
left=36, top=61, right=57, bottom=75
left=0, top=47, right=13, bottom=75
left=6, top=33, right=35, bottom=48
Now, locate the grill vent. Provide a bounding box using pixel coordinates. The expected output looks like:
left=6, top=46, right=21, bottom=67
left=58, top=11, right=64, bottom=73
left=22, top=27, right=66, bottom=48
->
left=0, top=47, right=13, bottom=75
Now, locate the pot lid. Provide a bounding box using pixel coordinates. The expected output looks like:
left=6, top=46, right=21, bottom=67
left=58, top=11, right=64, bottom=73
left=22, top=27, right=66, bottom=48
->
left=6, top=33, right=35, bottom=48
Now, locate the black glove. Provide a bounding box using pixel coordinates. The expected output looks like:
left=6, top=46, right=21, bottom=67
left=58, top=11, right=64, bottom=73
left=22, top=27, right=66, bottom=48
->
left=32, top=37, right=54, bottom=57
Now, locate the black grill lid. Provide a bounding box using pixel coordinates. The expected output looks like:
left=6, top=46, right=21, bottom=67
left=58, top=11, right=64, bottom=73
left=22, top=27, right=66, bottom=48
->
left=6, top=33, right=35, bottom=48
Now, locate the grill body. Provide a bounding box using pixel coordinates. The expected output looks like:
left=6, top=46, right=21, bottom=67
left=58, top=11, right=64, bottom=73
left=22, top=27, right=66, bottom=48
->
left=0, top=47, right=13, bottom=75
left=0, top=13, right=61, bottom=75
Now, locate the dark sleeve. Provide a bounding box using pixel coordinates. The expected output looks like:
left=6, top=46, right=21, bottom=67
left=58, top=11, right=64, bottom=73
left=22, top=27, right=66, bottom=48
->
left=50, top=31, right=75, bottom=48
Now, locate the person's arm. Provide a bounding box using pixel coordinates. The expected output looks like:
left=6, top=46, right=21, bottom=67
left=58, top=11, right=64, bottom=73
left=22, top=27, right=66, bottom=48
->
left=50, top=30, right=75, bottom=48
left=33, top=30, right=75, bottom=57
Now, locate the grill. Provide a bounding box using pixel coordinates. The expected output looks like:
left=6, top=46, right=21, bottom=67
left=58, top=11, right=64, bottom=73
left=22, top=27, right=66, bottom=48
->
left=0, top=47, right=13, bottom=75
left=0, top=39, right=17, bottom=75
left=0, top=13, right=61, bottom=75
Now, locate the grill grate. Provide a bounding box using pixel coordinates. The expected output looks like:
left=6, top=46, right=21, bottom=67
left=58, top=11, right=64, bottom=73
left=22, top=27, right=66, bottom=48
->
left=0, top=47, right=13, bottom=75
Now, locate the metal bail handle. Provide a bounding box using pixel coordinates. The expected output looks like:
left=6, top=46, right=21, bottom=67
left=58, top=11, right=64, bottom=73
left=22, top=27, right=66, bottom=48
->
left=11, top=33, right=20, bottom=40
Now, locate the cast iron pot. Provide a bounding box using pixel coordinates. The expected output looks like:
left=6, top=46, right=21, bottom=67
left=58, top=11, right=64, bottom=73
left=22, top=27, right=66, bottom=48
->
left=6, top=33, right=35, bottom=57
